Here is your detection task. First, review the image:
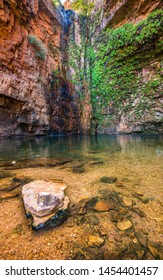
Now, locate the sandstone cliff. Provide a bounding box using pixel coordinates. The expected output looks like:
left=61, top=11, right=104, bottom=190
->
left=63, top=0, right=163, bottom=134
left=0, top=0, right=162, bottom=136
left=89, top=0, right=163, bottom=134
left=0, top=0, right=80, bottom=136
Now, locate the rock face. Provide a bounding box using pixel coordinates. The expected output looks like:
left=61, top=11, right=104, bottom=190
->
left=0, top=0, right=80, bottom=136
left=22, top=180, right=69, bottom=229
left=89, top=0, right=162, bottom=33
left=89, top=0, right=163, bottom=134
left=0, top=0, right=162, bottom=136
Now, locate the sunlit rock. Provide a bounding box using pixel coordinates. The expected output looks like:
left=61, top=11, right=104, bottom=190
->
left=22, top=180, right=70, bottom=229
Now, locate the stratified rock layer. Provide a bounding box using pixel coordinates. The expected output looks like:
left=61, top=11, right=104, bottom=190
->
left=0, top=0, right=80, bottom=136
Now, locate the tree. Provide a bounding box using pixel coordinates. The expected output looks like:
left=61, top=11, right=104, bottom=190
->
left=71, top=0, right=94, bottom=16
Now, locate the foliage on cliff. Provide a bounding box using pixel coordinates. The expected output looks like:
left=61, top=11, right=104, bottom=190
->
left=28, top=35, right=47, bottom=60
left=51, top=0, right=60, bottom=7
left=89, top=9, right=163, bottom=127
left=68, top=6, right=163, bottom=132
left=71, top=0, right=94, bottom=16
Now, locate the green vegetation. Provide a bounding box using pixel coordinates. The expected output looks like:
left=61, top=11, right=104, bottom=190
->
left=28, top=35, right=47, bottom=60
left=51, top=0, right=60, bottom=7
left=68, top=7, right=163, bottom=130
left=89, top=9, right=163, bottom=126
left=71, top=0, right=94, bottom=16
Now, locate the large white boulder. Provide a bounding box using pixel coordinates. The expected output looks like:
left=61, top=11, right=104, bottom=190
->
left=22, top=180, right=69, bottom=228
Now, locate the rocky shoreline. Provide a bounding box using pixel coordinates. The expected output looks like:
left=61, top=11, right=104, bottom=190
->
left=0, top=156, right=163, bottom=260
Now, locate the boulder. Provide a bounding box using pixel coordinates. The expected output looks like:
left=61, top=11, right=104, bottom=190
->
left=22, top=180, right=69, bottom=229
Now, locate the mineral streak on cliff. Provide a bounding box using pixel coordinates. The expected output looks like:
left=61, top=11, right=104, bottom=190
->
left=0, top=0, right=80, bottom=136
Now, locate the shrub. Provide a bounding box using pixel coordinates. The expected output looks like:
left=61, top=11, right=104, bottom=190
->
left=28, top=35, right=47, bottom=60
left=51, top=0, right=60, bottom=7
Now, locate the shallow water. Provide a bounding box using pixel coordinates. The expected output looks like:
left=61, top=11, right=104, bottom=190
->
left=0, top=135, right=163, bottom=260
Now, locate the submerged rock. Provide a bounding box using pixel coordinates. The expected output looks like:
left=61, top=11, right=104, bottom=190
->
left=133, top=193, right=154, bottom=204
left=0, top=176, right=31, bottom=192
left=94, top=200, right=115, bottom=212
left=0, top=171, right=15, bottom=179
left=89, top=161, right=104, bottom=166
left=117, top=219, right=132, bottom=231
left=87, top=235, right=105, bottom=248
left=100, top=176, right=117, bottom=184
left=71, top=197, right=99, bottom=216
left=22, top=180, right=69, bottom=229
left=131, top=207, right=146, bottom=218
left=121, top=196, right=133, bottom=207
left=147, top=240, right=163, bottom=260
left=78, top=214, right=100, bottom=226
left=135, top=191, right=144, bottom=196
left=72, top=167, right=85, bottom=174
left=134, top=231, right=147, bottom=247
left=0, top=191, right=19, bottom=200
left=115, top=181, right=125, bottom=188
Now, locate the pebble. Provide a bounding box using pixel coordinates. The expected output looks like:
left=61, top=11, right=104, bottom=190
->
left=98, top=227, right=107, bottom=236
left=115, top=181, right=125, bottom=188
left=122, top=196, right=133, bottom=207
left=114, top=235, right=122, bottom=242
left=94, top=200, right=114, bottom=211
left=117, top=219, right=132, bottom=231
left=100, top=177, right=117, bottom=184
left=133, top=237, right=138, bottom=244
left=87, top=235, right=105, bottom=248
left=136, top=191, right=144, bottom=196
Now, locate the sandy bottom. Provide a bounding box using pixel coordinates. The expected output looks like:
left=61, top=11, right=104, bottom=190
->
left=0, top=150, right=163, bottom=260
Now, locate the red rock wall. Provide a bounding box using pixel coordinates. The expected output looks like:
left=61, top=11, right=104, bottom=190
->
left=104, top=0, right=162, bottom=27
left=90, top=0, right=162, bottom=31
left=0, top=0, right=80, bottom=136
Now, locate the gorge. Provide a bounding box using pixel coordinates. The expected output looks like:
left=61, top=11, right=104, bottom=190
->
left=0, top=1, right=163, bottom=261
left=0, top=0, right=163, bottom=136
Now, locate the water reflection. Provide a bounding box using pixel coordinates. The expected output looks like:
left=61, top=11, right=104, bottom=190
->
left=0, top=135, right=163, bottom=162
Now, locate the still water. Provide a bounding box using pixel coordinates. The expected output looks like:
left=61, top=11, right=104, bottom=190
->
left=0, top=135, right=163, bottom=260
left=0, top=134, right=163, bottom=162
